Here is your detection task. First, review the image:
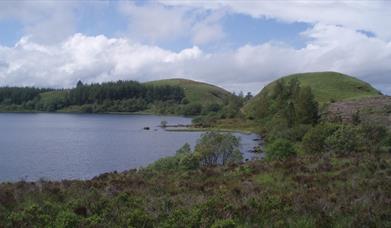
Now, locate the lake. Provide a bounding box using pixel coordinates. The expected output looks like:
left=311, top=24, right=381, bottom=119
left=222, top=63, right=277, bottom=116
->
left=0, top=113, right=262, bottom=182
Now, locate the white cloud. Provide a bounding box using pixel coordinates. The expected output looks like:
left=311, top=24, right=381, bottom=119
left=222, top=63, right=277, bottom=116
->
left=118, top=1, right=226, bottom=45
left=0, top=34, right=203, bottom=88
left=0, top=25, right=390, bottom=94
left=0, top=0, right=78, bottom=43
left=191, top=10, right=226, bottom=45
left=118, top=2, right=191, bottom=43
left=160, top=0, right=391, bottom=40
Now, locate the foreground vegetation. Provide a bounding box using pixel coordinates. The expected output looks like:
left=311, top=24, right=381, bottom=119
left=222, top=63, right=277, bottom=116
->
left=1, top=151, right=389, bottom=227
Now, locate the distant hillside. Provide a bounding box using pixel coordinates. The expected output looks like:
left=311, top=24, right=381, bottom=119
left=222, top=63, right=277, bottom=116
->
left=145, top=78, right=232, bottom=105
left=243, top=72, right=381, bottom=118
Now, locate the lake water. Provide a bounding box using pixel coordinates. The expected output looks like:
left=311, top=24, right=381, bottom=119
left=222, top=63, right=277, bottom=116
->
left=0, top=113, right=262, bottom=182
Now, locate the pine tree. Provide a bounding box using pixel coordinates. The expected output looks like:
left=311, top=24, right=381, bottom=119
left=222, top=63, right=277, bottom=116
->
left=295, top=86, right=318, bottom=125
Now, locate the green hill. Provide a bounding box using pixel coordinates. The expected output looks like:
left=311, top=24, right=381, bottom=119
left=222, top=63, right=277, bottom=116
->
left=243, top=72, right=381, bottom=117
left=145, top=78, right=232, bottom=105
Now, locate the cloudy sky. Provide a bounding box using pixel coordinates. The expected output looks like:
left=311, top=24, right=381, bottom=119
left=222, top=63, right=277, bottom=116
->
left=0, top=0, right=390, bottom=95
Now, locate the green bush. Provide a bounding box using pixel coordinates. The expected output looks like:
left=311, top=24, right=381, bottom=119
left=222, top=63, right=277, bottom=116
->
left=80, top=104, right=94, bottom=113
left=302, top=123, right=341, bottom=154
left=325, top=125, right=364, bottom=155
left=148, top=143, right=199, bottom=171
left=151, top=132, right=244, bottom=170
left=269, top=124, right=311, bottom=142
left=54, top=210, right=80, bottom=228
left=211, top=219, right=236, bottom=228
left=160, top=209, right=194, bottom=227
left=147, top=156, right=180, bottom=171
left=203, top=103, right=222, bottom=114
left=265, top=139, right=297, bottom=160
left=126, top=209, right=153, bottom=228
left=195, top=132, right=242, bottom=166
left=182, top=103, right=203, bottom=116
left=8, top=204, right=52, bottom=227
left=179, top=154, right=199, bottom=170
left=360, top=124, right=390, bottom=153
left=192, top=114, right=219, bottom=127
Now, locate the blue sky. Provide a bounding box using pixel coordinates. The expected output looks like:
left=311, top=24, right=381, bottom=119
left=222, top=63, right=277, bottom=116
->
left=0, top=1, right=390, bottom=94
left=0, top=2, right=308, bottom=50
left=0, top=18, right=23, bottom=46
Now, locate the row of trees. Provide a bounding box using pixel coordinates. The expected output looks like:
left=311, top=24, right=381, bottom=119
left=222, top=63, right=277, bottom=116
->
left=0, top=87, right=52, bottom=105
left=0, top=80, right=185, bottom=113
left=69, top=80, right=184, bottom=105
left=0, top=80, right=254, bottom=117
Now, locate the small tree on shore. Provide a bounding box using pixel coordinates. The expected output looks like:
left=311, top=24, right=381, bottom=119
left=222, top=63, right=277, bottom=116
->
left=195, top=132, right=242, bottom=166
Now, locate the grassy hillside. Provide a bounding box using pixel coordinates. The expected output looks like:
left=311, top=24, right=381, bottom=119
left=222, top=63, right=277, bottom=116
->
left=145, top=78, right=232, bottom=105
left=243, top=72, right=381, bottom=117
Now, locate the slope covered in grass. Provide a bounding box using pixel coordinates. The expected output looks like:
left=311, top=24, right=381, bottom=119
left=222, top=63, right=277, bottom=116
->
left=145, top=78, right=232, bottom=105
left=243, top=72, right=381, bottom=117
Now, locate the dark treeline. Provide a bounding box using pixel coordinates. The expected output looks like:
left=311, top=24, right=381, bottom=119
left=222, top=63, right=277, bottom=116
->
left=0, top=80, right=185, bottom=113
left=69, top=80, right=184, bottom=105
left=0, top=87, right=53, bottom=105
left=0, top=80, right=250, bottom=117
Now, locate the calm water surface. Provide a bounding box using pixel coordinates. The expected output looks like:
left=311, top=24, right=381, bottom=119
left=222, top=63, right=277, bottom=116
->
left=0, top=113, right=262, bottom=182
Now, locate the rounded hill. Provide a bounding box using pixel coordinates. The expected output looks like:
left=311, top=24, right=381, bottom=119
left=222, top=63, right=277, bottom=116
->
left=145, top=78, right=232, bottom=105
left=243, top=71, right=381, bottom=117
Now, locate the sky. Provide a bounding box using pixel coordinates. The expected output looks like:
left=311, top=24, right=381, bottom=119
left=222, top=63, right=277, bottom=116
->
left=0, top=0, right=390, bottom=95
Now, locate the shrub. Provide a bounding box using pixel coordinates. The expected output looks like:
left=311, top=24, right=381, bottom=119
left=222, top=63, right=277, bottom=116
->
left=147, top=156, right=180, bottom=171
left=325, top=125, right=363, bottom=155
left=147, top=143, right=199, bottom=171
left=126, top=209, right=153, bottom=228
left=264, top=116, right=289, bottom=142
left=211, top=219, right=236, bottom=228
left=182, top=103, right=203, bottom=116
left=175, top=143, right=191, bottom=155
left=302, top=123, right=341, bottom=154
left=360, top=124, right=390, bottom=153
left=192, top=114, right=219, bottom=127
left=195, top=132, right=242, bottom=166
left=265, top=139, right=297, bottom=160
left=160, top=209, right=194, bottom=227
left=288, top=124, right=312, bottom=142
left=80, top=104, right=94, bottom=113
left=54, top=210, right=80, bottom=228
left=8, top=204, right=51, bottom=227
left=204, top=103, right=222, bottom=113
left=179, top=154, right=199, bottom=170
